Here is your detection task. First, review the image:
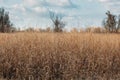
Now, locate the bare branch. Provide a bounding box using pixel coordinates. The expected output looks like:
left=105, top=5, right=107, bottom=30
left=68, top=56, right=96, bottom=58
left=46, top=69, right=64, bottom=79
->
left=49, top=11, right=65, bottom=32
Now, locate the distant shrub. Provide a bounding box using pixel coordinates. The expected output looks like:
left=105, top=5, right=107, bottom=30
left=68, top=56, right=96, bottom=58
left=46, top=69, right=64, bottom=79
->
left=71, top=28, right=79, bottom=33
left=84, top=27, right=104, bottom=33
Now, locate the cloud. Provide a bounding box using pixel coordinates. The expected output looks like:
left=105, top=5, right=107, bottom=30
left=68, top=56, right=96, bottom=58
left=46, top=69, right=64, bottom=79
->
left=22, top=0, right=75, bottom=8
left=45, top=0, right=71, bottom=7
left=32, top=7, right=47, bottom=13
left=23, top=0, right=40, bottom=6
left=98, top=0, right=120, bottom=14
left=99, top=0, right=108, bottom=2
left=46, top=0, right=77, bottom=8
left=2, top=0, right=118, bottom=28
left=12, top=4, right=26, bottom=12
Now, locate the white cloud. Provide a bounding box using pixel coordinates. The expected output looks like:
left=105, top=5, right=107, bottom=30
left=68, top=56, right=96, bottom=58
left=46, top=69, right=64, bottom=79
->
left=22, top=0, right=71, bottom=7
left=23, top=0, right=39, bottom=6
left=98, top=0, right=120, bottom=14
left=46, top=0, right=70, bottom=6
left=99, top=0, right=108, bottom=2
left=10, top=14, right=19, bottom=20
left=33, top=7, right=47, bottom=13
left=12, top=4, right=26, bottom=12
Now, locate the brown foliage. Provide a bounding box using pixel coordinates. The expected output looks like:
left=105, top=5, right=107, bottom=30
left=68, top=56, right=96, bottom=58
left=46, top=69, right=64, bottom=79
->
left=0, top=33, right=120, bottom=80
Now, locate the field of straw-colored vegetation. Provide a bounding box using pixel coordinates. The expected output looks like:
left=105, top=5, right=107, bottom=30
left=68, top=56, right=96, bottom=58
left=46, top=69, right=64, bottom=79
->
left=0, top=32, right=120, bottom=80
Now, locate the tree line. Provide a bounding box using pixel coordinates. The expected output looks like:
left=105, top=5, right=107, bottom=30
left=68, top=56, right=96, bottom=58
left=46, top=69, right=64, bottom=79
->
left=0, top=7, right=120, bottom=33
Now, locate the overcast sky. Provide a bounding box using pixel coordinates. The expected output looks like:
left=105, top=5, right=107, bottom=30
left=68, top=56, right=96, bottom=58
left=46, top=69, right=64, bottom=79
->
left=0, top=0, right=120, bottom=29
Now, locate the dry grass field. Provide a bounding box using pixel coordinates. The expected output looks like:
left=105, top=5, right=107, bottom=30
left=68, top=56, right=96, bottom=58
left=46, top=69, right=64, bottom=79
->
left=0, top=32, right=120, bottom=80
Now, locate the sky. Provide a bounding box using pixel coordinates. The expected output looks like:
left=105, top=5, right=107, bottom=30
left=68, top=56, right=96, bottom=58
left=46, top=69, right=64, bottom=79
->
left=0, top=0, right=120, bottom=30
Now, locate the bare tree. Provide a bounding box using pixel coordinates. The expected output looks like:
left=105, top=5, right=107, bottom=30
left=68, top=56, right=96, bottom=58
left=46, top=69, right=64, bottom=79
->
left=49, top=11, right=65, bottom=32
left=103, top=11, right=120, bottom=33
left=0, top=8, right=15, bottom=33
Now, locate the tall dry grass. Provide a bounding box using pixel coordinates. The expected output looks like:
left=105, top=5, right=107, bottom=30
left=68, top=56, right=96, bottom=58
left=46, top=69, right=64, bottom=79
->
left=0, top=32, right=120, bottom=80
